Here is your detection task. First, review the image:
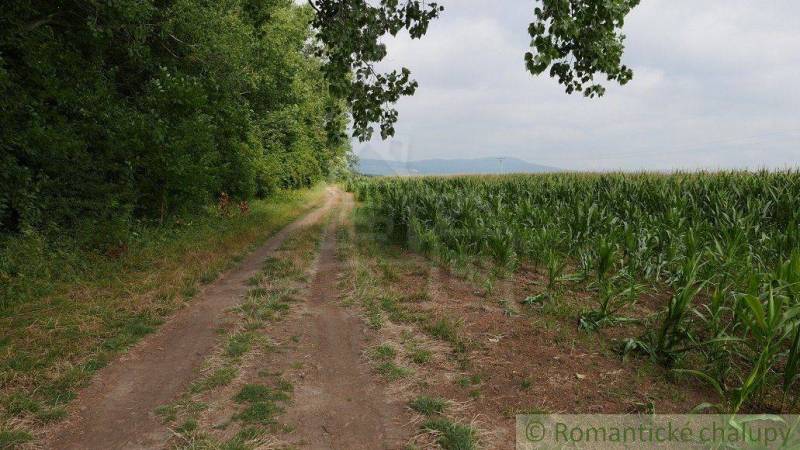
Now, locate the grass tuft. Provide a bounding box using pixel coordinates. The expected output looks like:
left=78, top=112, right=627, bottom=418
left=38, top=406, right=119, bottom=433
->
left=226, top=332, right=254, bottom=358
left=423, top=418, right=478, bottom=450
left=234, top=384, right=290, bottom=404
left=0, top=429, right=33, bottom=447
left=410, top=395, right=447, bottom=416
left=376, top=361, right=412, bottom=381
left=191, top=366, right=238, bottom=393
left=371, top=344, right=397, bottom=361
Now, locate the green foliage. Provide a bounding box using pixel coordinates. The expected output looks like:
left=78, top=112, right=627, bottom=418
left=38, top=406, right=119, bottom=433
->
left=353, top=171, right=800, bottom=412
left=371, top=344, right=397, bottom=361
left=309, top=0, right=443, bottom=140
left=0, top=0, right=350, bottom=244
left=234, top=384, right=290, bottom=404
left=423, top=418, right=478, bottom=450
left=526, top=0, right=639, bottom=97
left=410, top=395, right=447, bottom=416
left=376, top=361, right=412, bottom=380
left=232, top=383, right=291, bottom=425
left=191, top=367, right=239, bottom=394
left=0, top=429, right=33, bottom=447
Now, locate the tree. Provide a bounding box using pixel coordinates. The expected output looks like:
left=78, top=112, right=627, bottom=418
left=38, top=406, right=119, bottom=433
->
left=307, top=0, right=444, bottom=141
left=308, top=0, right=638, bottom=142
left=525, top=0, right=639, bottom=97
left=0, top=0, right=351, bottom=238
left=0, top=0, right=640, bottom=237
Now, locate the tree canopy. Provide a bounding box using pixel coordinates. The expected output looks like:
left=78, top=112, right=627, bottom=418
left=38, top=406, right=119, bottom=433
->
left=0, top=0, right=638, bottom=243
left=526, top=0, right=639, bottom=97
left=307, top=0, right=638, bottom=141
left=1, top=0, right=350, bottom=242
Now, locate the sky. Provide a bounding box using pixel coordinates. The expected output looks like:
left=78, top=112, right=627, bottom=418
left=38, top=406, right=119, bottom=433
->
left=354, top=0, right=800, bottom=171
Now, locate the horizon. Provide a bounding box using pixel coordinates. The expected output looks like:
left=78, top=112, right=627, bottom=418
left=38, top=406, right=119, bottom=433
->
left=356, top=154, right=800, bottom=175
left=354, top=0, right=800, bottom=172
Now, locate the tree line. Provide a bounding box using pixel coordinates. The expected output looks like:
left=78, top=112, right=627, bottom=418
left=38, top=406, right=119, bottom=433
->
left=1, top=0, right=639, bottom=246
left=0, top=0, right=351, bottom=245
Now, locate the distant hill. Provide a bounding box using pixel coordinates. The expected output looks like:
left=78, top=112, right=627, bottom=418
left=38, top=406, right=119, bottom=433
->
left=357, top=157, right=559, bottom=176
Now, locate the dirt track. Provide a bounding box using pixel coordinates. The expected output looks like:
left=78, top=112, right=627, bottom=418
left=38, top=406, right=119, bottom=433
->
left=277, top=192, right=408, bottom=449
left=45, top=189, right=340, bottom=450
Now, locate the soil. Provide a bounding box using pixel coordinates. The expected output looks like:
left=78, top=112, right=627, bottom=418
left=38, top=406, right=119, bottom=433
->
left=38, top=186, right=721, bottom=450
left=348, top=244, right=719, bottom=449
left=43, top=189, right=339, bottom=450
left=275, top=192, right=409, bottom=449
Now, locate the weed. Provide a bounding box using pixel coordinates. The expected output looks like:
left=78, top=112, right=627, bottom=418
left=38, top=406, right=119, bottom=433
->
left=0, top=429, right=33, bottom=447
left=423, top=419, right=478, bottom=450
left=499, top=299, right=517, bottom=317
left=232, top=383, right=291, bottom=426
left=410, top=347, right=432, bottom=364
left=410, top=396, right=447, bottom=416
left=191, top=367, right=238, bottom=393
left=200, top=270, right=218, bottom=284
left=226, top=332, right=253, bottom=357
left=176, top=418, right=198, bottom=434
left=234, top=384, right=290, bottom=404
left=372, top=344, right=397, bottom=361
left=426, top=317, right=465, bottom=351
left=376, top=362, right=412, bottom=381
left=155, top=404, right=178, bottom=423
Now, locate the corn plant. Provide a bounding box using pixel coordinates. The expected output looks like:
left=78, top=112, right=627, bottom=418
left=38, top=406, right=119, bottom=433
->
left=352, top=171, right=800, bottom=409
left=623, top=256, right=706, bottom=365
left=692, top=286, right=738, bottom=391
left=579, top=241, right=642, bottom=330
left=679, top=271, right=800, bottom=413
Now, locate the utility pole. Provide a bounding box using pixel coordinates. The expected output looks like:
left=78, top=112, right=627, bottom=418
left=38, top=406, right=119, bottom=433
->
left=497, top=157, right=506, bottom=174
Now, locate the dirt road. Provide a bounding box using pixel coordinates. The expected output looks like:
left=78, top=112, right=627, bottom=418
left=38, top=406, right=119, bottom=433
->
left=43, top=188, right=408, bottom=450
left=277, top=192, right=407, bottom=449
left=45, top=189, right=339, bottom=449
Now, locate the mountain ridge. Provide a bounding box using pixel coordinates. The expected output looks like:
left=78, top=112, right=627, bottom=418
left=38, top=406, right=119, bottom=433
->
left=357, top=156, right=559, bottom=176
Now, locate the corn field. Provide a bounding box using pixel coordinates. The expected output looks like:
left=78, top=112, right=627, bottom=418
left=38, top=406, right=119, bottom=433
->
left=347, top=172, right=800, bottom=413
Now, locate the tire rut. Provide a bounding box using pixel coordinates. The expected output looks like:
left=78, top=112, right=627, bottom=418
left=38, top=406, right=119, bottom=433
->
left=278, top=193, right=409, bottom=449
left=43, top=188, right=340, bottom=450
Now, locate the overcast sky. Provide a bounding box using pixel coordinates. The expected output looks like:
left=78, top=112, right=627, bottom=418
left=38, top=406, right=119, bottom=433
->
left=355, top=0, right=800, bottom=171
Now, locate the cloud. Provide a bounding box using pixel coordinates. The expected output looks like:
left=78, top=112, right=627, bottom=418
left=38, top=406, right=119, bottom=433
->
left=356, top=0, right=800, bottom=171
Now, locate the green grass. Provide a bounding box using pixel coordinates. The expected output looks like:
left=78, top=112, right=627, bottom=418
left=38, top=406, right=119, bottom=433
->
left=426, top=318, right=465, bottom=352
left=190, top=367, right=239, bottom=393
left=3, top=392, right=40, bottom=416
left=0, top=186, right=326, bottom=438
left=221, top=426, right=263, bottom=449
left=456, top=374, right=482, bottom=388
left=423, top=419, right=478, bottom=450
left=176, top=418, right=198, bottom=434
left=376, top=361, right=412, bottom=381
left=226, top=332, right=255, bottom=358
left=0, top=429, right=33, bottom=447
left=232, top=383, right=292, bottom=426
left=234, top=402, right=284, bottom=425
left=155, top=404, right=178, bottom=423
left=372, top=344, right=397, bottom=361
left=363, top=298, right=385, bottom=329
left=409, top=347, right=432, bottom=364
left=233, top=384, right=290, bottom=404
left=410, top=395, right=447, bottom=416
